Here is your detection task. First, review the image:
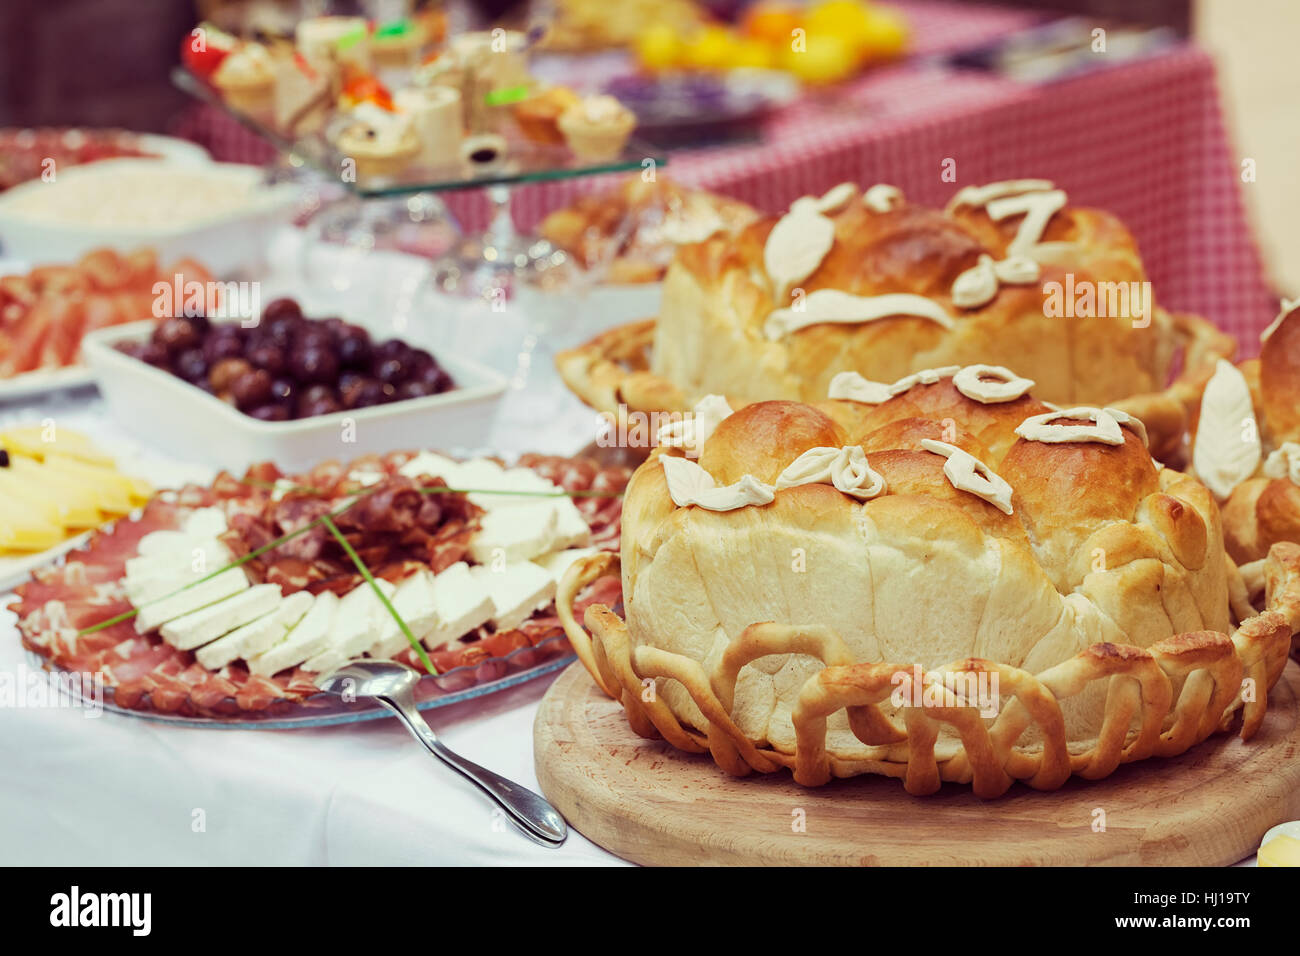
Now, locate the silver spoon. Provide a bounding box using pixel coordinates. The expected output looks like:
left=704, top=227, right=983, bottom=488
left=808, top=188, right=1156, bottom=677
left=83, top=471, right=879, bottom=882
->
left=317, top=660, right=567, bottom=848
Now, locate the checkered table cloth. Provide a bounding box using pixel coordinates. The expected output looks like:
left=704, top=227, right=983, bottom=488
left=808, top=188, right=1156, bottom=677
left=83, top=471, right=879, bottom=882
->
left=170, top=0, right=1278, bottom=355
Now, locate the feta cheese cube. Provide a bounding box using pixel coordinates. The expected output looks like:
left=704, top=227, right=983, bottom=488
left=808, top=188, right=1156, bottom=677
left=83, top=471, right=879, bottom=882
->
left=195, top=590, right=314, bottom=670
left=369, top=569, right=439, bottom=659
left=160, top=584, right=283, bottom=650
left=469, top=502, right=559, bottom=564
left=423, top=562, right=494, bottom=648
left=134, top=568, right=250, bottom=634
left=248, top=591, right=340, bottom=677
left=470, top=561, right=556, bottom=631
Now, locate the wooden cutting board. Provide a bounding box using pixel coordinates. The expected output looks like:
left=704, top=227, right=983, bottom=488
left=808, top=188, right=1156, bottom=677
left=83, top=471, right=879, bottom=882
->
left=534, top=660, right=1300, bottom=866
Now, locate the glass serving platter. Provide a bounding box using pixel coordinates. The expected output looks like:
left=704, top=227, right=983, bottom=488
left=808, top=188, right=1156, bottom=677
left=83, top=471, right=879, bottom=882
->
left=171, top=67, right=664, bottom=197
left=23, top=634, right=576, bottom=730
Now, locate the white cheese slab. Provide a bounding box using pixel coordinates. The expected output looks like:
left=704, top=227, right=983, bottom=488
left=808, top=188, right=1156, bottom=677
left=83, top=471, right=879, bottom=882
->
left=194, top=590, right=314, bottom=670
left=424, top=561, right=494, bottom=648
left=470, top=561, right=556, bottom=631
left=134, top=567, right=250, bottom=634
left=125, top=537, right=231, bottom=583
left=182, top=507, right=228, bottom=538
left=550, top=498, right=593, bottom=550
left=135, top=529, right=197, bottom=558
left=303, top=578, right=397, bottom=672
left=160, top=583, right=283, bottom=651
left=398, top=451, right=463, bottom=484
left=247, top=590, right=339, bottom=677
left=370, top=569, right=439, bottom=659
left=468, top=502, right=559, bottom=564
left=531, top=547, right=600, bottom=585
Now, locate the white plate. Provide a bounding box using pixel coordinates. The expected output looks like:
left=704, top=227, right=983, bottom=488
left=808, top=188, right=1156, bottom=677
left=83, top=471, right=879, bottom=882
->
left=0, top=159, right=301, bottom=275
left=0, top=366, right=96, bottom=403
left=83, top=320, right=508, bottom=472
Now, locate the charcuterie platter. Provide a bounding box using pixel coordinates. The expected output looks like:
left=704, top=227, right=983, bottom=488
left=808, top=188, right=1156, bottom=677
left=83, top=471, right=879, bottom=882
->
left=9, top=445, right=629, bottom=727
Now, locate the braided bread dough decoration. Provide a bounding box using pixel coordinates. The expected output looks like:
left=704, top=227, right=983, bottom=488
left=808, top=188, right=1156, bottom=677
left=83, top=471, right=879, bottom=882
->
left=559, top=370, right=1298, bottom=796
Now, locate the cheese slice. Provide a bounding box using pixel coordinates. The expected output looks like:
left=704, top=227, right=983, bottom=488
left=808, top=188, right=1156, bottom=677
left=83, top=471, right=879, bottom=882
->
left=182, top=507, right=228, bottom=538
left=398, top=451, right=463, bottom=484
left=369, top=569, right=439, bottom=658
left=0, top=469, right=99, bottom=528
left=0, top=496, right=65, bottom=551
left=125, top=537, right=231, bottom=584
left=550, top=498, right=592, bottom=550
left=303, top=578, right=398, bottom=672
left=136, top=529, right=198, bottom=558
left=0, top=426, right=114, bottom=466
left=423, top=561, right=495, bottom=648
left=470, top=561, right=556, bottom=631
left=134, top=567, right=251, bottom=633
left=469, top=502, right=559, bottom=564
left=5, top=458, right=103, bottom=526
left=195, top=590, right=314, bottom=670
left=41, top=455, right=140, bottom=512
left=248, top=591, right=339, bottom=676
left=0, top=471, right=63, bottom=524
left=532, top=547, right=600, bottom=585
left=160, top=583, right=283, bottom=650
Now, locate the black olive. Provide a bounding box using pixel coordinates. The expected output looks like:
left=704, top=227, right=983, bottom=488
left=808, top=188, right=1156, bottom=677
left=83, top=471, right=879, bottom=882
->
left=0, top=449, right=8, bottom=468
left=470, top=147, right=498, bottom=163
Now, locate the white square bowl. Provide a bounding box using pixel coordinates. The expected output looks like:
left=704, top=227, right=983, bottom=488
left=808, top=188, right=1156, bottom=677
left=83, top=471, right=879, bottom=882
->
left=82, top=320, right=507, bottom=472
left=0, top=159, right=300, bottom=275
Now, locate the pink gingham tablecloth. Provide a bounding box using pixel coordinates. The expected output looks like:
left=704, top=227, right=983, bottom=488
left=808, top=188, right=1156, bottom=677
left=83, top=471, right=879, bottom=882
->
left=171, top=0, right=1277, bottom=351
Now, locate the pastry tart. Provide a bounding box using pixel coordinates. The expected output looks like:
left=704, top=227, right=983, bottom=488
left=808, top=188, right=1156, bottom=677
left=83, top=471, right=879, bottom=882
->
left=1192, top=300, right=1300, bottom=622
left=556, top=180, right=1234, bottom=462
left=557, top=366, right=1298, bottom=796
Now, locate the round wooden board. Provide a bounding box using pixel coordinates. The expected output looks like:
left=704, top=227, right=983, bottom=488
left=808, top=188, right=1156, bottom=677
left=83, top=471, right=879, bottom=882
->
left=534, top=660, right=1300, bottom=866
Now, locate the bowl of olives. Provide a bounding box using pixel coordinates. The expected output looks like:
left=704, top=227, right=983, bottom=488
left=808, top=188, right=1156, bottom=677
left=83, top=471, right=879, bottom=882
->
left=82, top=298, right=507, bottom=471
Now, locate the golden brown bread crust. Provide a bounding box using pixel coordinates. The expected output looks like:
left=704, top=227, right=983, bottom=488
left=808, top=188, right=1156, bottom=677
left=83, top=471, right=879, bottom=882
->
left=1260, top=303, right=1300, bottom=444
left=558, top=371, right=1297, bottom=795
left=654, top=184, right=1171, bottom=408
left=1198, top=304, right=1300, bottom=565
left=698, top=401, right=843, bottom=485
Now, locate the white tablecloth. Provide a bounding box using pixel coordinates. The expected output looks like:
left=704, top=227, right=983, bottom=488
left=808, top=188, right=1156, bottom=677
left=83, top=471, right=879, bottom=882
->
left=0, top=239, right=630, bottom=865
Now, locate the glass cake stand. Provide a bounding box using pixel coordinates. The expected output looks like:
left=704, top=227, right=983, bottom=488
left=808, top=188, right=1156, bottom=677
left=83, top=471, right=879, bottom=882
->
left=171, top=67, right=665, bottom=300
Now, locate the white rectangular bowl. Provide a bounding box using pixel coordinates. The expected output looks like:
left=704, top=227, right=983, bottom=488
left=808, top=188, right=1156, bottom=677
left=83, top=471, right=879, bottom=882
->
left=83, top=320, right=507, bottom=473
left=0, top=159, right=300, bottom=275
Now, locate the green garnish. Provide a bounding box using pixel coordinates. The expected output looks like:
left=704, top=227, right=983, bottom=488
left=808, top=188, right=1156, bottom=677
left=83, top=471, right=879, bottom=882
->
left=320, top=514, right=437, bottom=675
left=374, top=20, right=412, bottom=40
left=484, top=85, right=532, bottom=106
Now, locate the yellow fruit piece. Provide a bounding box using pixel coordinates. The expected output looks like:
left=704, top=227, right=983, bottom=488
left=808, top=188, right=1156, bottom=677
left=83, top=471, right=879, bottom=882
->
left=0, top=425, right=114, bottom=466
left=1259, top=834, right=1300, bottom=866
left=729, top=38, right=776, bottom=70
left=806, top=0, right=874, bottom=46
left=636, top=22, right=682, bottom=71
left=743, top=3, right=803, bottom=46
left=684, top=25, right=738, bottom=71
left=6, top=458, right=104, bottom=528
left=861, top=9, right=908, bottom=58
left=785, top=33, right=858, bottom=84
left=0, top=496, right=65, bottom=552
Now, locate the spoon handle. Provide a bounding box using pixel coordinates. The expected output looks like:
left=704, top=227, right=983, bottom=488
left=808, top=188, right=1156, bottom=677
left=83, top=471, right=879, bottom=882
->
left=380, top=694, right=568, bottom=848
